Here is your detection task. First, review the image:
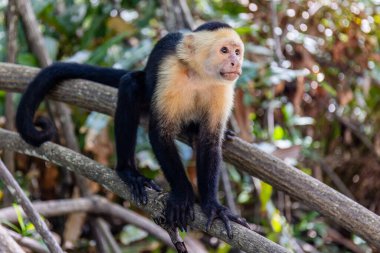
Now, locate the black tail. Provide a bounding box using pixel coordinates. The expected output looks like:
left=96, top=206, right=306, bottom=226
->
left=16, top=62, right=128, bottom=147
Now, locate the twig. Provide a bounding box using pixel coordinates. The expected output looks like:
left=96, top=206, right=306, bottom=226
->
left=0, top=196, right=206, bottom=251
left=96, top=218, right=122, bottom=253
left=0, top=225, right=25, bottom=253
left=6, top=228, right=49, bottom=253
left=320, top=162, right=355, bottom=200
left=270, top=0, right=285, bottom=63
left=2, top=63, right=380, bottom=248
left=0, top=128, right=289, bottom=253
left=220, top=165, right=238, bottom=214
left=4, top=0, right=18, bottom=175
left=14, top=0, right=51, bottom=66
left=0, top=159, right=63, bottom=253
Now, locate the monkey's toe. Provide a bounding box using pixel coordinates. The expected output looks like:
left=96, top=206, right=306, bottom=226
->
left=117, top=169, right=161, bottom=205
left=202, top=202, right=250, bottom=239
left=165, top=191, right=195, bottom=231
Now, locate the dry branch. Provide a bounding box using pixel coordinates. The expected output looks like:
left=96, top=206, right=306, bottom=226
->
left=1, top=63, right=380, bottom=249
left=0, top=197, right=208, bottom=253
left=0, top=225, right=25, bottom=253
left=6, top=228, right=49, bottom=253
left=0, top=159, right=63, bottom=253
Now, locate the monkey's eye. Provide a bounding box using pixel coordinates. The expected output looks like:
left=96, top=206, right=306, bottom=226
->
left=235, top=49, right=240, bottom=55
left=220, top=47, right=229, bottom=54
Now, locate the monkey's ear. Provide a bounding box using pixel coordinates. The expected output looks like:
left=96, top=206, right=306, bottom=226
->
left=182, top=34, right=195, bottom=51
left=177, top=34, right=195, bottom=60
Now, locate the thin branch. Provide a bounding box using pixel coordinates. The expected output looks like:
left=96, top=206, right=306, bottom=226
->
left=0, top=225, right=25, bottom=253
left=270, top=0, right=285, bottom=63
left=96, top=218, right=122, bottom=253
left=14, top=0, right=51, bottom=66
left=220, top=165, right=238, bottom=214
left=0, top=128, right=289, bottom=253
left=0, top=196, right=199, bottom=251
left=0, top=159, right=63, bottom=253
left=4, top=0, right=18, bottom=174
left=6, top=228, right=49, bottom=253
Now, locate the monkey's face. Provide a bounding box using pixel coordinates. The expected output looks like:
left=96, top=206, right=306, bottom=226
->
left=203, top=37, right=244, bottom=82
left=217, top=41, right=244, bottom=81
left=177, top=29, right=244, bottom=83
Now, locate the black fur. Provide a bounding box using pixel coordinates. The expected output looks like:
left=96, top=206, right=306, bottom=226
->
left=193, top=21, right=231, bottom=32
left=15, top=22, right=249, bottom=236
left=16, top=63, right=127, bottom=146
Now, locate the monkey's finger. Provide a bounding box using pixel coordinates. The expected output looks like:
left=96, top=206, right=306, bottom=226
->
left=224, top=129, right=236, bottom=141
left=146, top=180, right=162, bottom=192
left=179, top=206, right=188, bottom=232
left=219, top=212, right=233, bottom=239
left=141, top=188, right=148, bottom=205
left=136, top=184, right=147, bottom=205
left=205, top=210, right=217, bottom=232
left=129, top=184, right=137, bottom=202
left=227, top=215, right=250, bottom=229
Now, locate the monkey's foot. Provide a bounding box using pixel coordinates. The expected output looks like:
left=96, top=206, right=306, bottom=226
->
left=224, top=129, right=236, bottom=141
left=117, top=169, right=162, bottom=205
left=202, top=202, right=250, bottom=239
left=165, top=191, right=195, bottom=232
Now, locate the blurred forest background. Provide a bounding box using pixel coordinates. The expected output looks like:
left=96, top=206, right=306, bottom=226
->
left=0, top=0, right=380, bottom=252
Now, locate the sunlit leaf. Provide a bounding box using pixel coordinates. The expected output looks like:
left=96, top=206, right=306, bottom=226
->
left=270, top=210, right=282, bottom=233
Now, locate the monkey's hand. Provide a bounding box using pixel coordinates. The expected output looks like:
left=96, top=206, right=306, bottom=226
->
left=165, top=188, right=195, bottom=232
left=224, top=129, right=236, bottom=141
left=202, top=201, right=250, bottom=239
left=117, top=169, right=162, bottom=205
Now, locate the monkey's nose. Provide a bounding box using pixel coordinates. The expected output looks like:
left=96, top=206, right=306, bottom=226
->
left=231, top=62, right=235, bottom=66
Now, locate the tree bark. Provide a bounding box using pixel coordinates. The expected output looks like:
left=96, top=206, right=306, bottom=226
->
left=0, top=225, right=26, bottom=253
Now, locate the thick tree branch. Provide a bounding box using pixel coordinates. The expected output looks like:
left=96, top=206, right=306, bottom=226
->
left=0, top=128, right=287, bottom=253
left=1, top=63, right=380, bottom=249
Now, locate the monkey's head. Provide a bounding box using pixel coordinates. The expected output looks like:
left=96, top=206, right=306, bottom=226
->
left=177, top=23, right=244, bottom=83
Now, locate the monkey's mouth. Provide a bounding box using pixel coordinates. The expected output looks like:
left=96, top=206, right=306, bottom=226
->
left=220, top=71, right=241, bottom=81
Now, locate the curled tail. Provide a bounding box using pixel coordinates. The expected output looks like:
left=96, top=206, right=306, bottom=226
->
left=16, top=62, right=128, bottom=146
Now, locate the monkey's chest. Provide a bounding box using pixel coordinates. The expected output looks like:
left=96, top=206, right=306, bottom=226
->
left=154, top=78, right=234, bottom=131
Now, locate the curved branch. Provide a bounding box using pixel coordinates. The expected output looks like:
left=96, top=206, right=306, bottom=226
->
left=0, top=197, right=172, bottom=247
left=1, top=62, right=380, bottom=249
left=0, top=128, right=288, bottom=253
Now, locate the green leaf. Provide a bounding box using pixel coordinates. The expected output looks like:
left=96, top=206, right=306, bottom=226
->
left=270, top=210, right=282, bottom=233
left=273, top=125, right=284, bottom=140
left=13, top=204, right=26, bottom=234
left=259, top=181, right=272, bottom=211
left=17, top=53, right=38, bottom=67
left=321, top=81, right=337, bottom=97
left=87, top=31, right=132, bottom=65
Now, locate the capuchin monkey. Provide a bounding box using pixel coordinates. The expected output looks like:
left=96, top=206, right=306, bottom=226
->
left=16, top=21, right=250, bottom=238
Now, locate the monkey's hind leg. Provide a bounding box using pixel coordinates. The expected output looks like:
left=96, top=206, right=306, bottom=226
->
left=115, top=71, right=161, bottom=205
left=149, top=119, right=195, bottom=232
left=196, top=129, right=250, bottom=239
